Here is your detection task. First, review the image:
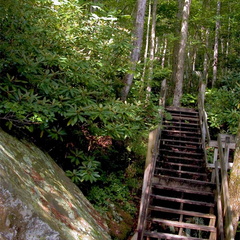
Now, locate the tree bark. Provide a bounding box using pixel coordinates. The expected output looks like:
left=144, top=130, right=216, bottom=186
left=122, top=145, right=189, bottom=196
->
left=171, top=0, right=183, bottom=92
left=140, top=1, right=151, bottom=92
left=212, top=1, right=221, bottom=87
left=172, top=0, right=192, bottom=107
left=161, top=38, right=168, bottom=68
left=203, top=28, right=210, bottom=85
left=229, top=122, right=240, bottom=236
left=121, top=0, right=147, bottom=101
left=146, top=0, right=157, bottom=99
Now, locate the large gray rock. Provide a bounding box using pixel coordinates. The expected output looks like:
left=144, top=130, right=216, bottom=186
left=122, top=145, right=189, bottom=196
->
left=0, top=129, right=111, bottom=240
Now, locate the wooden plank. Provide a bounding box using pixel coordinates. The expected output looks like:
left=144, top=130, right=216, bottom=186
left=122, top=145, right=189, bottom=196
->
left=159, top=155, right=203, bottom=162
left=154, top=175, right=215, bottom=187
left=209, top=140, right=236, bottom=149
left=144, top=231, right=207, bottom=240
left=155, top=167, right=207, bottom=177
left=163, top=125, right=201, bottom=132
left=149, top=206, right=216, bottom=219
left=157, top=161, right=203, bottom=169
left=151, top=184, right=214, bottom=196
left=170, top=115, right=199, bottom=122
left=166, top=106, right=198, bottom=114
left=161, top=139, right=201, bottom=144
left=149, top=218, right=216, bottom=232
left=214, top=161, right=224, bottom=240
left=162, top=129, right=201, bottom=136
left=164, top=120, right=199, bottom=127
left=150, top=194, right=215, bottom=207
left=160, top=149, right=203, bottom=157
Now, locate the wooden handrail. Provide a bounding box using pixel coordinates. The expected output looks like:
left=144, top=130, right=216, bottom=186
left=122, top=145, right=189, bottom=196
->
left=217, top=135, right=234, bottom=240
left=198, top=81, right=235, bottom=239
left=198, top=81, right=211, bottom=166
left=136, top=79, right=167, bottom=240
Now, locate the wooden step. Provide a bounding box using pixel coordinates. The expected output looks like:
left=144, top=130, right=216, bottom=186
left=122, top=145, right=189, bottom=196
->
left=151, top=184, right=214, bottom=196
left=149, top=206, right=216, bottom=219
left=159, top=149, right=204, bottom=159
left=162, top=129, right=201, bottom=137
left=150, top=194, right=215, bottom=207
left=161, top=139, right=201, bottom=145
left=165, top=106, right=198, bottom=114
left=154, top=175, right=214, bottom=188
left=156, top=162, right=205, bottom=171
left=169, top=112, right=199, bottom=118
left=163, top=126, right=201, bottom=134
left=148, top=218, right=216, bottom=233
left=170, top=115, right=199, bottom=123
left=155, top=167, right=208, bottom=179
left=164, top=120, right=199, bottom=127
left=160, top=149, right=204, bottom=157
left=161, top=144, right=201, bottom=151
left=144, top=231, right=208, bottom=240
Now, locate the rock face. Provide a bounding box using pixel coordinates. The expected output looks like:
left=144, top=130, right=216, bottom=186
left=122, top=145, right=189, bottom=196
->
left=0, top=129, right=111, bottom=240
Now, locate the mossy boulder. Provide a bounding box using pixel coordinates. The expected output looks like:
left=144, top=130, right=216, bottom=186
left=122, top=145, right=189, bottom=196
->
left=0, top=129, right=111, bottom=240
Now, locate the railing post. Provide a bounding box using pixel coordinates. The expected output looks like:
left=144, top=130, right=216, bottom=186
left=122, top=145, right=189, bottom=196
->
left=218, top=135, right=234, bottom=240
left=136, top=79, right=167, bottom=240
left=215, top=160, right=224, bottom=240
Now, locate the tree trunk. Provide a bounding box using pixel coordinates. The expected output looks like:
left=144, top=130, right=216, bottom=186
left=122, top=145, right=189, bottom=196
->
left=121, top=0, right=147, bottom=101
left=172, top=0, right=192, bottom=107
left=212, top=1, right=221, bottom=87
left=203, top=28, right=210, bottom=85
left=140, top=1, right=151, bottom=96
left=146, top=0, right=157, bottom=99
left=161, top=38, right=168, bottom=68
left=229, top=122, right=240, bottom=236
left=171, top=0, right=183, bottom=92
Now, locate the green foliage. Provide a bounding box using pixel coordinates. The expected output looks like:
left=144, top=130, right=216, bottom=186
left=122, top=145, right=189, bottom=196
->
left=0, top=0, right=161, bottom=191
left=66, top=155, right=100, bottom=183
left=87, top=172, right=136, bottom=214
left=181, top=93, right=197, bottom=108
left=205, top=86, right=240, bottom=135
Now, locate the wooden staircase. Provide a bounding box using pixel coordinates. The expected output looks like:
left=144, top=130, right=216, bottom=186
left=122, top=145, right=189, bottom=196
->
left=139, top=107, right=217, bottom=240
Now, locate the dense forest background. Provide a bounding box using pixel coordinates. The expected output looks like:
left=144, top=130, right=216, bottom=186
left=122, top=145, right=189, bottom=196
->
left=0, top=0, right=239, bottom=239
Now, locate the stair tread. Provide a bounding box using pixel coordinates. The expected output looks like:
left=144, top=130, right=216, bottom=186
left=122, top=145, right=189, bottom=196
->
left=162, top=129, right=201, bottom=136
left=149, top=218, right=216, bottom=232
left=170, top=115, right=199, bottom=122
left=151, top=184, right=214, bottom=196
left=144, top=231, right=208, bottom=240
left=149, top=206, right=216, bottom=219
left=157, top=161, right=205, bottom=169
left=161, top=139, right=201, bottom=144
left=155, top=167, right=207, bottom=176
left=154, top=175, right=214, bottom=186
left=159, top=155, right=204, bottom=162
left=164, top=120, right=199, bottom=127
left=150, top=194, right=215, bottom=207
left=163, top=124, right=200, bottom=129
left=161, top=149, right=204, bottom=156
left=161, top=144, right=201, bottom=150
left=166, top=106, right=198, bottom=114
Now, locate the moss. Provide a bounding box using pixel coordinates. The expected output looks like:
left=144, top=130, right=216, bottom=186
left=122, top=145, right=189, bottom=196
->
left=106, top=204, right=134, bottom=240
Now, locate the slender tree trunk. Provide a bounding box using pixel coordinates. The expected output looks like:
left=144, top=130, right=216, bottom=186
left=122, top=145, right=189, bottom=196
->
left=140, top=1, right=151, bottom=95
left=172, top=0, right=192, bottom=107
left=171, top=0, right=183, bottom=91
left=229, top=122, right=240, bottom=236
left=212, top=1, right=221, bottom=87
left=161, top=38, right=168, bottom=68
left=146, top=0, right=157, bottom=99
left=121, top=0, right=147, bottom=101
left=203, top=28, right=210, bottom=85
